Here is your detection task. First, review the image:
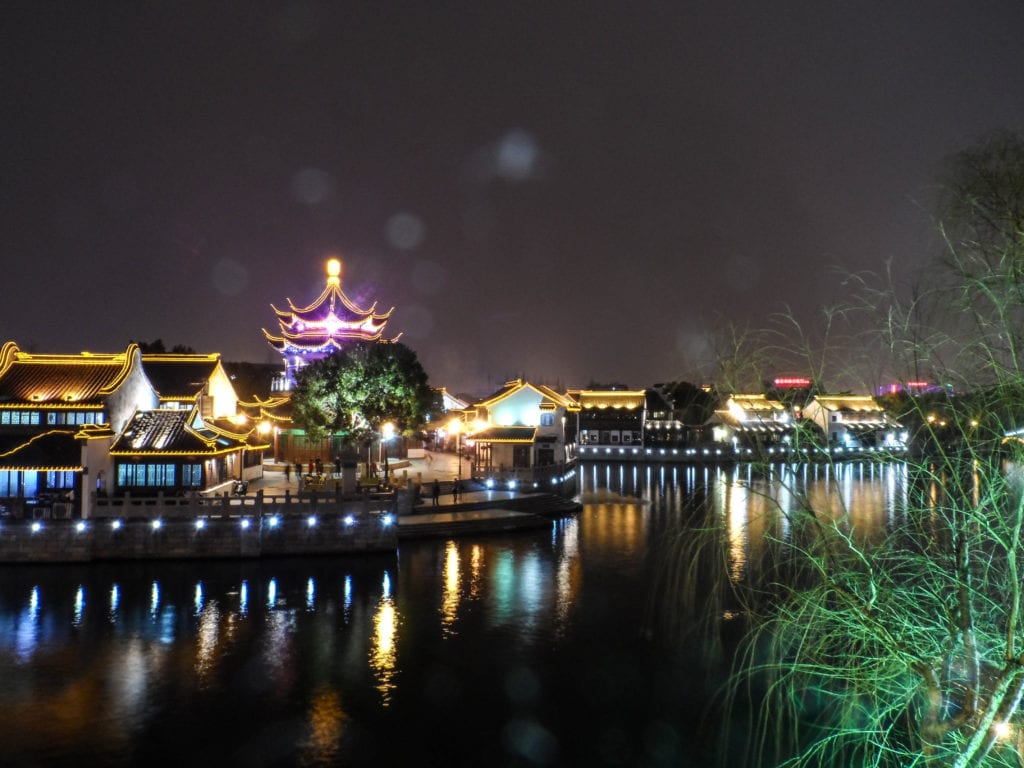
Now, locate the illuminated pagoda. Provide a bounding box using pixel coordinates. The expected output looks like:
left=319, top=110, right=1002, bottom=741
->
left=263, top=258, right=401, bottom=390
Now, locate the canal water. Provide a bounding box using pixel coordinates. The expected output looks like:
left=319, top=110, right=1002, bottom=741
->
left=0, top=461, right=906, bottom=767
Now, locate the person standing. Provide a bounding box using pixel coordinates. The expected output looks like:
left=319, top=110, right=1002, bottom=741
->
left=431, top=479, right=440, bottom=506
left=452, top=478, right=460, bottom=503
left=285, top=463, right=291, bottom=482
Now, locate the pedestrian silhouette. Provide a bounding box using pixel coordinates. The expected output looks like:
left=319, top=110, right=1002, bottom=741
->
left=431, top=479, right=440, bottom=506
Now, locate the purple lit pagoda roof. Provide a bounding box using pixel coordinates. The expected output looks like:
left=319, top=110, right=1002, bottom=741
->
left=262, top=259, right=401, bottom=356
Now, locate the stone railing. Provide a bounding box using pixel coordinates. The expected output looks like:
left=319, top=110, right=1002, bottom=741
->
left=0, top=488, right=412, bottom=564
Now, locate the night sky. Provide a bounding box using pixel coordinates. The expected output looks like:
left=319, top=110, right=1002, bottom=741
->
left=4, top=2, right=1024, bottom=396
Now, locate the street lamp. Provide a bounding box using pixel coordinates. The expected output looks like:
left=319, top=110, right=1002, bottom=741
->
left=381, top=422, right=395, bottom=486
left=448, top=419, right=464, bottom=479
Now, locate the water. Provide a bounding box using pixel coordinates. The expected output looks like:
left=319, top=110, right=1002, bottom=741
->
left=0, top=461, right=905, bottom=767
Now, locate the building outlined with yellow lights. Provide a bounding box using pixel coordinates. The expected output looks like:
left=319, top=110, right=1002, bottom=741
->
left=461, top=379, right=579, bottom=482
left=0, top=342, right=267, bottom=519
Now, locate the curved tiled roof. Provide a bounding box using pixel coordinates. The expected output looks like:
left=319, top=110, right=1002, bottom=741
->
left=111, top=408, right=271, bottom=456
left=471, top=426, right=538, bottom=443
left=0, top=343, right=139, bottom=406
left=0, top=429, right=81, bottom=470
left=141, top=354, right=220, bottom=400
left=262, top=260, right=400, bottom=354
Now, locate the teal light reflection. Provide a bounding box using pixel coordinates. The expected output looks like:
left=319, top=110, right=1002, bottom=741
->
left=16, top=586, right=41, bottom=660
left=493, top=551, right=515, bottom=622
left=110, top=583, right=120, bottom=622
left=73, top=586, right=85, bottom=626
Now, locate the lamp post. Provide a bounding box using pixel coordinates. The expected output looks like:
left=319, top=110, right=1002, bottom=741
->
left=381, top=422, right=395, bottom=486
left=448, top=418, right=464, bottom=480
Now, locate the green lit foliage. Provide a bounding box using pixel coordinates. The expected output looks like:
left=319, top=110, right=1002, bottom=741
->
left=290, top=341, right=434, bottom=445
left=696, top=131, right=1024, bottom=768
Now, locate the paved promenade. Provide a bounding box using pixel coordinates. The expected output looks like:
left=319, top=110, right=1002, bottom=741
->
left=235, top=451, right=521, bottom=513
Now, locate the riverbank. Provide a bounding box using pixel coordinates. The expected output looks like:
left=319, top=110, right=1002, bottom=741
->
left=0, top=456, right=581, bottom=562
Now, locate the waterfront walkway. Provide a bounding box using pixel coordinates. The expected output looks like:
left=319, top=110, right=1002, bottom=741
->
left=242, top=451, right=513, bottom=512
left=235, top=452, right=579, bottom=540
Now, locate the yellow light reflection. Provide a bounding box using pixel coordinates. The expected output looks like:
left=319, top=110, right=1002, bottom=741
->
left=300, top=687, right=347, bottom=765
left=555, top=518, right=580, bottom=632
left=370, top=593, right=398, bottom=705
left=441, top=540, right=461, bottom=635
left=195, top=600, right=221, bottom=683
left=468, top=544, right=484, bottom=599
left=726, top=478, right=748, bottom=584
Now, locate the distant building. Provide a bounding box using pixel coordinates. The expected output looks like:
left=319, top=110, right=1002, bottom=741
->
left=571, top=389, right=646, bottom=447
left=642, top=383, right=715, bottom=448
left=803, top=394, right=902, bottom=448
left=875, top=381, right=945, bottom=397
left=263, top=258, right=401, bottom=390
left=711, top=394, right=792, bottom=448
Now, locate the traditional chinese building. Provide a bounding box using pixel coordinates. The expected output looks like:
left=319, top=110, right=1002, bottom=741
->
left=803, top=394, right=902, bottom=448
left=465, top=379, right=579, bottom=485
left=262, top=258, right=401, bottom=390
left=0, top=341, right=157, bottom=516
left=141, top=352, right=238, bottom=419
left=571, top=388, right=647, bottom=447
left=711, top=394, right=793, bottom=448
left=0, top=342, right=266, bottom=519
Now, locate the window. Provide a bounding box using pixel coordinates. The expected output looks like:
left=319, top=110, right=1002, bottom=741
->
left=46, top=471, right=75, bottom=490
left=183, top=464, right=203, bottom=487
left=1, top=410, right=39, bottom=425
left=540, top=412, right=555, bottom=426
left=118, top=463, right=177, bottom=487
left=47, top=411, right=101, bottom=425
left=0, top=471, right=14, bottom=497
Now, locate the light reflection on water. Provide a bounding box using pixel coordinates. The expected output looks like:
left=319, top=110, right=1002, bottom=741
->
left=0, top=461, right=913, bottom=766
left=370, top=570, right=398, bottom=705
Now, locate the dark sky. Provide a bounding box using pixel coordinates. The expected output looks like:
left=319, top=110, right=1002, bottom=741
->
left=4, top=2, right=1024, bottom=396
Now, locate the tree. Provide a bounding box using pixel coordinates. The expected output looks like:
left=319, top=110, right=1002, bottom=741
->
left=698, top=131, right=1024, bottom=768
left=130, top=339, right=196, bottom=354
left=132, top=338, right=166, bottom=353
left=290, top=341, right=435, bottom=484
